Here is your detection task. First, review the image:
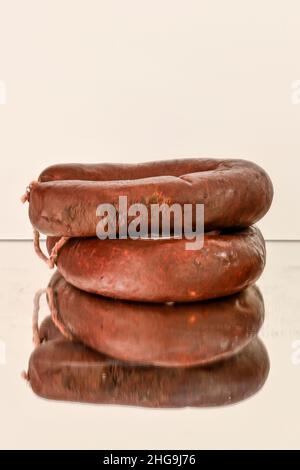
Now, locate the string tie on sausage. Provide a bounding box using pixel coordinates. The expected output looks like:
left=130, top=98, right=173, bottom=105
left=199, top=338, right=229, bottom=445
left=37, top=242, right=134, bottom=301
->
left=46, top=286, right=73, bottom=341
left=20, top=180, right=38, bottom=203
left=32, top=288, right=48, bottom=346
left=32, top=285, right=73, bottom=345
left=33, top=229, right=70, bottom=268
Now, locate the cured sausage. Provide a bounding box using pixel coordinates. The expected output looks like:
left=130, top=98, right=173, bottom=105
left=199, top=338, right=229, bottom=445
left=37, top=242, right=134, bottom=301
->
left=37, top=158, right=270, bottom=183
left=25, top=336, right=270, bottom=407
left=44, top=271, right=264, bottom=367
left=24, top=158, right=273, bottom=237
left=46, top=226, right=266, bottom=302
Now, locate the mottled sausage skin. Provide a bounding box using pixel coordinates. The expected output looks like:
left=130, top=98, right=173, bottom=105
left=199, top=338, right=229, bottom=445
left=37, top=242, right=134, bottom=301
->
left=26, top=336, right=270, bottom=407
left=47, top=227, right=266, bottom=303
left=47, top=271, right=264, bottom=367
left=27, top=158, right=273, bottom=236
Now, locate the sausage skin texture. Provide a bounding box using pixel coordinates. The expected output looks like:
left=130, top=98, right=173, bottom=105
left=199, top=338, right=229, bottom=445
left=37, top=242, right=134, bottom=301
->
left=28, top=158, right=273, bottom=236
left=26, top=336, right=270, bottom=407
left=47, top=271, right=264, bottom=367
left=47, top=227, right=266, bottom=303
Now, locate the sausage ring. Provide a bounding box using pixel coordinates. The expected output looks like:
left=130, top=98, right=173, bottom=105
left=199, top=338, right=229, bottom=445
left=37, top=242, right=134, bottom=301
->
left=25, top=334, right=270, bottom=407
left=46, top=226, right=266, bottom=303
left=41, top=271, right=265, bottom=367
left=25, top=158, right=273, bottom=237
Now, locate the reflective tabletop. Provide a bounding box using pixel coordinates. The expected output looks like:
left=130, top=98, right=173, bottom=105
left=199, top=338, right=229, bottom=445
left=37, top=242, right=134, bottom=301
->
left=0, top=241, right=299, bottom=449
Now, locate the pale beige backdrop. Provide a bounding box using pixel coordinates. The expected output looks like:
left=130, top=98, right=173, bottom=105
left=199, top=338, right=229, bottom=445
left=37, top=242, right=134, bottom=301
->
left=0, top=0, right=299, bottom=239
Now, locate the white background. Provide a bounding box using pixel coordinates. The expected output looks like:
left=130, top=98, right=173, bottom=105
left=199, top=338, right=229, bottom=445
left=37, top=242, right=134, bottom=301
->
left=0, top=0, right=299, bottom=239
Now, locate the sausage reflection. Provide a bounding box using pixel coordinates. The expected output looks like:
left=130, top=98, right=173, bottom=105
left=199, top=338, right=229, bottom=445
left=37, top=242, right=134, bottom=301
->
left=26, top=321, right=269, bottom=408
left=45, top=271, right=265, bottom=367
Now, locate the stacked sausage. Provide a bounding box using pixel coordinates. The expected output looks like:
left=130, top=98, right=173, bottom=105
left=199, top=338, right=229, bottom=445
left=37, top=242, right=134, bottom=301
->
left=23, top=158, right=273, bottom=407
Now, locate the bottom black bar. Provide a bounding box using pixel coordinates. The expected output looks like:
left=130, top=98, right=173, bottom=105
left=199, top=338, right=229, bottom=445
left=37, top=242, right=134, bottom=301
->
left=0, top=450, right=297, bottom=464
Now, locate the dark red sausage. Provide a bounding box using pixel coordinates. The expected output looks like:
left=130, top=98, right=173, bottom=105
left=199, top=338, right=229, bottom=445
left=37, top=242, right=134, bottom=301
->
left=47, top=271, right=264, bottom=367
left=38, top=159, right=233, bottom=182
left=38, top=158, right=269, bottom=184
left=26, top=336, right=270, bottom=407
left=47, top=227, right=266, bottom=303
left=26, top=159, right=273, bottom=236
